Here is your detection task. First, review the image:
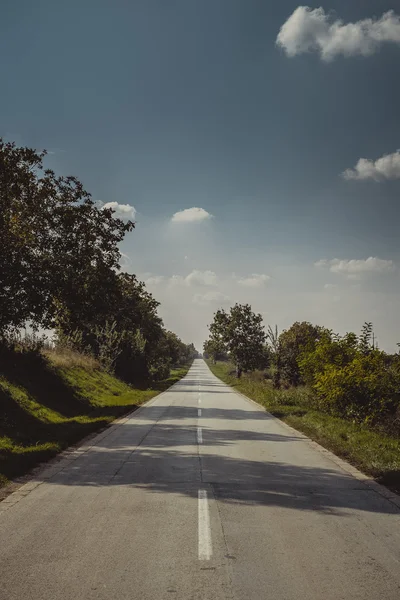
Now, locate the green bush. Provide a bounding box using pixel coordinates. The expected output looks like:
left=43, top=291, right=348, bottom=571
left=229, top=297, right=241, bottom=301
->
left=276, top=321, right=324, bottom=386
left=314, top=352, right=400, bottom=423
left=298, top=331, right=358, bottom=386
left=149, top=359, right=171, bottom=381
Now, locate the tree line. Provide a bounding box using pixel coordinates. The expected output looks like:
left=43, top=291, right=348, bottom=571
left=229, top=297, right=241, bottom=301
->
left=0, top=139, right=198, bottom=380
left=204, top=303, right=400, bottom=427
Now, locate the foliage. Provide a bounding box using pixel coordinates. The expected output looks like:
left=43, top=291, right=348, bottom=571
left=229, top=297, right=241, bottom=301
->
left=0, top=138, right=133, bottom=333
left=313, top=352, right=399, bottom=423
left=206, top=303, right=267, bottom=376
left=164, top=331, right=197, bottom=367
left=276, top=321, right=323, bottom=386
left=1, top=138, right=198, bottom=383
left=266, top=324, right=280, bottom=355
left=203, top=338, right=228, bottom=363
left=298, top=329, right=358, bottom=386
left=207, top=308, right=400, bottom=434
left=92, top=321, right=125, bottom=373
left=297, top=322, right=398, bottom=424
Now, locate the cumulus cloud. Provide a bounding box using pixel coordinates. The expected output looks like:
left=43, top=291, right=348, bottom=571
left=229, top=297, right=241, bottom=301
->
left=235, top=273, right=270, bottom=288
left=144, top=275, right=165, bottom=286
left=315, top=259, right=329, bottom=268
left=276, top=7, right=400, bottom=61
left=167, top=270, right=218, bottom=287
left=171, top=207, right=213, bottom=223
left=103, top=201, right=136, bottom=220
left=185, top=270, right=217, bottom=286
left=342, top=150, right=400, bottom=181
left=192, top=291, right=230, bottom=306
left=315, top=257, right=395, bottom=276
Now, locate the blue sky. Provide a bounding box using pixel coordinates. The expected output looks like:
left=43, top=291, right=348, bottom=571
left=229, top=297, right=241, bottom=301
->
left=2, top=1, right=400, bottom=350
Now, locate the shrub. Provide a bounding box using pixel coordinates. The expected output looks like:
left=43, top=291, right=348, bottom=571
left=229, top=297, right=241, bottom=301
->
left=276, top=321, right=323, bottom=387
left=149, top=359, right=170, bottom=381
left=299, top=331, right=358, bottom=386
left=314, top=352, right=400, bottom=423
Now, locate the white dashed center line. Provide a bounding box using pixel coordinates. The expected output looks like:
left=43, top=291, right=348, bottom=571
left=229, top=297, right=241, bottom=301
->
left=197, top=427, right=203, bottom=444
left=198, top=490, right=212, bottom=560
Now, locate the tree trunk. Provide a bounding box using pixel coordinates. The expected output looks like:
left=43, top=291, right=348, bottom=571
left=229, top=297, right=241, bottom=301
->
left=236, top=365, right=242, bottom=379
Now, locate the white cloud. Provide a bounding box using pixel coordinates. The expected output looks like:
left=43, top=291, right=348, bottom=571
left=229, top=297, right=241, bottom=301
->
left=235, top=273, right=270, bottom=288
left=324, top=283, right=337, bottom=289
left=185, top=270, right=217, bottom=286
left=103, top=201, right=136, bottom=220
left=169, top=275, right=186, bottom=286
left=192, top=291, right=230, bottom=306
left=342, top=150, right=400, bottom=181
left=171, top=207, right=213, bottom=223
left=276, top=7, right=400, bottom=61
left=134, top=259, right=400, bottom=354
left=144, top=275, right=165, bottom=286
left=315, top=259, right=329, bottom=268
left=315, top=257, right=395, bottom=276
left=148, top=270, right=217, bottom=288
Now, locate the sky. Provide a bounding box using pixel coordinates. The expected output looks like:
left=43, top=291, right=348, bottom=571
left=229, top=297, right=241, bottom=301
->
left=1, top=1, right=400, bottom=352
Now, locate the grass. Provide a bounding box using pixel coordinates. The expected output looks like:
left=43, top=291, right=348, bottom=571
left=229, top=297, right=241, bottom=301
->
left=208, top=361, right=400, bottom=495
left=0, top=346, right=190, bottom=488
left=42, top=347, right=100, bottom=370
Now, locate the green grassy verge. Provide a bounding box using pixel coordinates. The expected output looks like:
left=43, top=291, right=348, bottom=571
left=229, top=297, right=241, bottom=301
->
left=0, top=350, right=190, bottom=488
left=208, top=361, right=400, bottom=495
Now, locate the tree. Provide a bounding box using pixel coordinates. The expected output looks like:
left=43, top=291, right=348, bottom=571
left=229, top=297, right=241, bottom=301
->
left=108, top=273, right=165, bottom=382
left=276, top=321, right=323, bottom=387
left=298, top=329, right=358, bottom=387
left=207, top=304, right=266, bottom=377
left=163, top=331, right=197, bottom=367
left=0, top=139, right=134, bottom=333
left=358, top=322, right=374, bottom=355
left=203, top=338, right=227, bottom=363
left=1, top=138, right=200, bottom=383
left=266, top=324, right=280, bottom=356
left=186, top=343, right=199, bottom=361
left=313, top=351, right=398, bottom=423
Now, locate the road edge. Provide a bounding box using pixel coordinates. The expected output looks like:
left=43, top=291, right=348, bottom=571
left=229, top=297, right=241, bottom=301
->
left=0, top=375, right=188, bottom=512
left=205, top=363, right=400, bottom=512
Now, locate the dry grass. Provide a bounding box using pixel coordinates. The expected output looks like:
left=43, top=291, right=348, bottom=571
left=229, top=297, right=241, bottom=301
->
left=43, top=347, right=100, bottom=370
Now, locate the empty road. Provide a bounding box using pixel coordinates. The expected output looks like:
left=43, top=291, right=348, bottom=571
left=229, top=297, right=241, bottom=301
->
left=1, top=359, right=400, bottom=599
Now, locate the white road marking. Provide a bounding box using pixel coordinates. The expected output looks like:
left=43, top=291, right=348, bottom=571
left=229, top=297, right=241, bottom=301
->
left=198, top=394, right=201, bottom=404
left=198, top=408, right=202, bottom=417
left=197, top=427, right=203, bottom=444
left=198, top=490, right=212, bottom=560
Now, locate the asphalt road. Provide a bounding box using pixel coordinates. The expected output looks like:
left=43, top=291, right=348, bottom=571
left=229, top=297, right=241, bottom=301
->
left=1, top=359, right=400, bottom=599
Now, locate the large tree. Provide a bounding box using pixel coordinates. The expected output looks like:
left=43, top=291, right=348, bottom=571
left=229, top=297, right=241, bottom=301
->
left=102, top=273, right=164, bottom=382
left=276, top=321, right=324, bottom=386
left=207, top=303, right=266, bottom=377
left=0, top=139, right=134, bottom=332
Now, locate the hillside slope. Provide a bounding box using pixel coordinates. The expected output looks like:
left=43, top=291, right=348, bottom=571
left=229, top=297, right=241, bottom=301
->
left=0, top=347, right=189, bottom=487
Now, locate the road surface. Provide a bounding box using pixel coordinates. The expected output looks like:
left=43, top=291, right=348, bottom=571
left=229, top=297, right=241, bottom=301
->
left=1, top=359, right=400, bottom=599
